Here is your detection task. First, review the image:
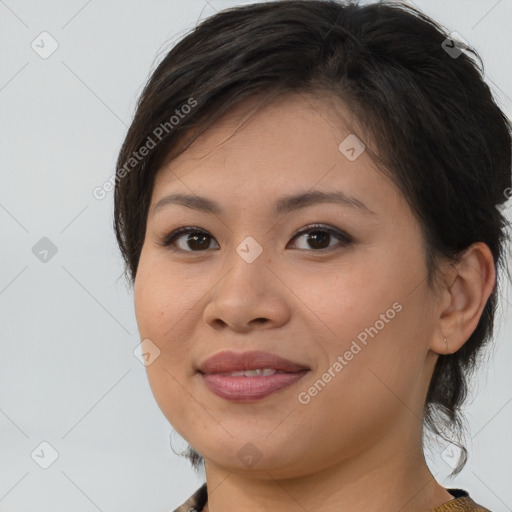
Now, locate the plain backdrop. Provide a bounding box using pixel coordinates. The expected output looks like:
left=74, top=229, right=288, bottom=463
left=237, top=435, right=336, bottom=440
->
left=0, top=0, right=511, bottom=511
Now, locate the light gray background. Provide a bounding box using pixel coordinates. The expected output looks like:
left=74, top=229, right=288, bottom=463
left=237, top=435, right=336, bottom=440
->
left=0, top=0, right=511, bottom=511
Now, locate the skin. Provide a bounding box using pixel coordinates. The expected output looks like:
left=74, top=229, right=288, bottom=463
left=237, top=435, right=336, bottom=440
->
left=133, top=92, right=495, bottom=512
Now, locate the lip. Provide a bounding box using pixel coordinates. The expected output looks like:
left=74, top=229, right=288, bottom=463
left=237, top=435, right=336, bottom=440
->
left=197, top=350, right=310, bottom=374
left=197, top=350, right=310, bottom=402
left=201, top=371, right=309, bottom=402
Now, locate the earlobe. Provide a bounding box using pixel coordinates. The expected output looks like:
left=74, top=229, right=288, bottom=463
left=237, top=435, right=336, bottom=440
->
left=431, top=242, right=496, bottom=355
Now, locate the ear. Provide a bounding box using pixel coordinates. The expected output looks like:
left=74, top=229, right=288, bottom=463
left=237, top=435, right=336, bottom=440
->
left=430, top=242, right=496, bottom=355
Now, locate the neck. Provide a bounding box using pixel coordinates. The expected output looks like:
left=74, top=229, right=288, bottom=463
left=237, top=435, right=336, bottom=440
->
left=202, top=420, right=453, bottom=512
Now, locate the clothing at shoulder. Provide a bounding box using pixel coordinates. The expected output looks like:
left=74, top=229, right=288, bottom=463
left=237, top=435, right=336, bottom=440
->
left=171, top=483, right=207, bottom=512
left=430, top=488, right=492, bottom=512
left=170, top=485, right=492, bottom=512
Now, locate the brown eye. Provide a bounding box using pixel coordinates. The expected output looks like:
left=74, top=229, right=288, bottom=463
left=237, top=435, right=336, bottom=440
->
left=161, top=224, right=352, bottom=253
left=162, top=227, right=219, bottom=252
left=289, top=224, right=352, bottom=252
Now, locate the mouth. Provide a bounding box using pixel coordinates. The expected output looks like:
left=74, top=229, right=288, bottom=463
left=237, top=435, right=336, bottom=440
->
left=197, top=350, right=310, bottom=402
left=197, top=349, right=310, bottom=374
left=210, top=368, right=290, bottom=377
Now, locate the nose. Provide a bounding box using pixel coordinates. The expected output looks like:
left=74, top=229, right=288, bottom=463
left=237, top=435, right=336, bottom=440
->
left=202, top=241, right=291, bottom=333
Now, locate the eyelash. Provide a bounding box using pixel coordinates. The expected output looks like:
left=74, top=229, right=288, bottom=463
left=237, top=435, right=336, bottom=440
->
left=159, top=223, right=353, bottom=254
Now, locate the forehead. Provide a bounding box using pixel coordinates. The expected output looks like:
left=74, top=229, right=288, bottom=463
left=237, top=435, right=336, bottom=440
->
left=151, top=92, right=403, bottom=216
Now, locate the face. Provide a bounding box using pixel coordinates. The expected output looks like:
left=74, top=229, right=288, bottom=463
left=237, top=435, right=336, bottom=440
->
left=134, top=92, right=441, bottom=479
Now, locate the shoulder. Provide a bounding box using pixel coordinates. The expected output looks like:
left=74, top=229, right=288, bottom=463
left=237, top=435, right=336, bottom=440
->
left=430, top=488, right=493, bottom=511
left=169, top=484, right=493, bottom=511
left=432, top=497, right=492, bottom=511
left=169, top=483, right=208, bottom=512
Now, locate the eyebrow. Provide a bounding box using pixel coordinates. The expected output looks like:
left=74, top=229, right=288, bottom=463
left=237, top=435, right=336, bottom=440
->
left=152, top=190, right=375, bottom=217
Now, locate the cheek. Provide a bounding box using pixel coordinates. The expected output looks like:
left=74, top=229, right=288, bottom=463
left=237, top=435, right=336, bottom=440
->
left=292, top=286, right=429, bottom=465
left=134, top=286, right=196, bottom=432
left=304, top=249, right=431, bottom=397
left=135, top=278, right=194, bottom=372
left=300, top=260, right=396, bottom=351
left=134, top=250, right=199, bottom=343
left=134, top=254, right=208, bottom=423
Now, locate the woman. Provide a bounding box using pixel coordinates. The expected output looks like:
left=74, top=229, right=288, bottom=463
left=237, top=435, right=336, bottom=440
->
left=113, top=1, right=511, bottom=510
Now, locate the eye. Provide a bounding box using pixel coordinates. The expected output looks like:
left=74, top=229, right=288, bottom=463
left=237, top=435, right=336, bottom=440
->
left=159, top=224, right=352, bottom=253
left=160, top=227, right=219, bottom=252
left=289, top=224, right=353, bottom=252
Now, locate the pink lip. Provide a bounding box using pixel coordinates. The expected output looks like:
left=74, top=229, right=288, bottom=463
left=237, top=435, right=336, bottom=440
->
left=197, top=350, right=309, bottom=374
left=201, top=371, right=309, bottom=402
left=197, top=350, right=310, bottom=402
